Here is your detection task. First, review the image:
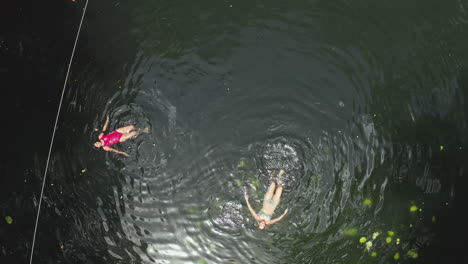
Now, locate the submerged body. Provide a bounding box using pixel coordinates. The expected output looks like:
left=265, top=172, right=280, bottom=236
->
left=245, top=170, right=288, bottom=230
left=94, top=115, right=149, bottom=156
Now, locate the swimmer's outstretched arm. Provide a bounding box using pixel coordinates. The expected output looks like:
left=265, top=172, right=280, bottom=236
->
left=102, top=115, right=110, bottom=132
left=98, top=115, right=110, bottom=139
left=244, top=194, right=261, bottom=221
left=269, top=208, right=289, bottom=226
left=103, top=146, right=129, bottom=157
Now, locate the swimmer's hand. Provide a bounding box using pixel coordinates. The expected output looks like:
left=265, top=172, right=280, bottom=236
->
left=269, top=208, right=289, bottom=225
left=104, top=147, right=129, bottom=157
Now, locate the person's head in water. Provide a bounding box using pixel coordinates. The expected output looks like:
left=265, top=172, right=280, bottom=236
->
left=258, top=220, right=267, bottom=230
left=94, top=141, right=103, bottom=148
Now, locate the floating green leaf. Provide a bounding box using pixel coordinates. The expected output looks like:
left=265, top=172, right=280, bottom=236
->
left=238, top=160, right=246, bottom=168
left=234, top=179, right=242, bottom=187
left=440, top=145, right=444, bottom=151
left=407, top=250, right=418, bottom=259
left=359, top=237, right=367, bottom=243
left=345, top=228, right=358, bottom=236
left=387, top=231, right=395, bottom=237
left=372, top=232, right=380, bottom=239
left=410, top=205, right=418, bottom=212
left=386, top=237, right=392, bottom=244
left=197, top=258, right=207, bottom=264
left=363, top=199, right=372, bottom=206
left=251, top=179, right=259, bottom=188
left=365, top=241, right=373, bottom=251
left=394, top=252, right=400, bottom=260
left=371, top=251, right=377, bottom=257
left=4, top=216, right=13, bottom=224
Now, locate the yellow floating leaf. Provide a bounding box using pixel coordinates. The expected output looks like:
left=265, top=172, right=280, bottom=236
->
left=396, top=238, right=400, bottom=245
left=363, top=199, right=372, bottom=206
left=4, top=216, right=13, bottom=224
left=440, top=145, right=444, bottom=151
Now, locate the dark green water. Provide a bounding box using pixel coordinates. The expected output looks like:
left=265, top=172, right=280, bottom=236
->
left=28, top=0, right=468, bottom=263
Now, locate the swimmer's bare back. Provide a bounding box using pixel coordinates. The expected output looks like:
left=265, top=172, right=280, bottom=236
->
left=93, top=115, right=149, bottom=157
left=244, top=169, right=288, bottom=230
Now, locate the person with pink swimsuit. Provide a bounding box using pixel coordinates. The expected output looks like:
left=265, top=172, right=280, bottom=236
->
left=94, top=115, right=149, bottom=157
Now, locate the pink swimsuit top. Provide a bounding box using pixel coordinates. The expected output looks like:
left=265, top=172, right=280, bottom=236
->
left=100, top=131, right=123, bottom=147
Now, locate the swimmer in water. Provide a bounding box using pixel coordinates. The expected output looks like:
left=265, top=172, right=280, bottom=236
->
left=244, top=169, right=288, bottom=230
left=93, top=115, right=149, bottom=157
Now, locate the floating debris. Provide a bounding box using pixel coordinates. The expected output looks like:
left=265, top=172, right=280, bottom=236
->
left=387, top=231, right=395, bottom=237
left=407, top=250, right=418, bottom=259
left=60, top=245, right=64, bottom=249
left=234, top=179, right=242, bottom=188
left=363, top=198, right=372, bottom=206
left=81, top=169, right=86, bottom=173
left=371, top=251, right=377, bottom=257
left=432, top=216, right=436, bottom=222
left=365, top=241, right=373, bottom=251
left=394, top=252, right=400, bottom=260
left=359, top=237, right=367, bottom=243
left=410, top=205, right=418, bottom=212
left=440, top=145, right=444, bottom=151
left=210, top=244, right=216, bottom=249
left=344, top=228, right=358, bottom=236
left=396, top=238, right=400, bottom=245
left=4, top=216, right=13, bottom=224
left=372, top=232, right=380, bottom=239
left=386, top=237, right=392, bottom=244
left=238, top=160, right=246, bottom=168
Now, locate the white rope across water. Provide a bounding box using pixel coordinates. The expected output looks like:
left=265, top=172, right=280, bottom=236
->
left=29, top=0, right=89, bottom=263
